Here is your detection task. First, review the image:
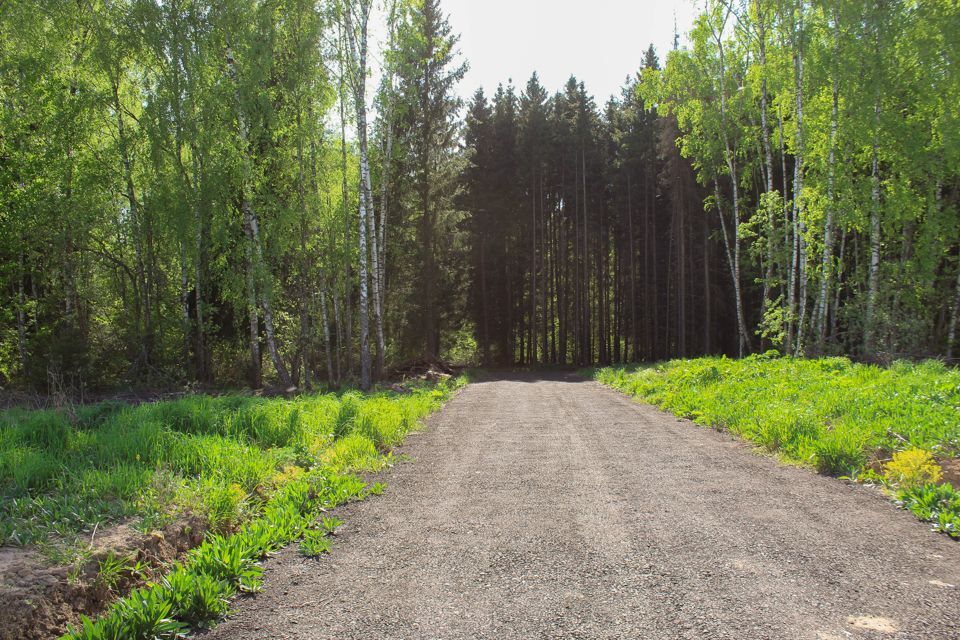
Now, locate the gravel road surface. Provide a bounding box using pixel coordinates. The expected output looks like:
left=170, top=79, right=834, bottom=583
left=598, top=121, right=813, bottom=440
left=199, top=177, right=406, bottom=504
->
left=203, top=372, right=960, bottom=639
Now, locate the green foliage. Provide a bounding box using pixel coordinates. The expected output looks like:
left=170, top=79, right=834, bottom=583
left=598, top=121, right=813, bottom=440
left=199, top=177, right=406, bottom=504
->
left=591, top=357, right=960, bottom=475
left=299, top=529, right=332, bottom=557
left=163, top=569, right=232, bottom=627
left=440, top=323, right=479, bottom=366
left=320, top=433, right=381, bottom=472
left=67, top=587, right=189, bottom=640
left=188, top=535, right=264, bottom=594
left=95, top=552, right=139, bottom=594
left=812, top=430, right=867, bottom=477
left=640, top=0, right=960, bottom=358
left=320, top=516, right=343, bottom=534
left=897, top=483, right=960, bottom=539
left=53, top=375, right=466, bottom=638
left=0, top=377, right=464, bottom=550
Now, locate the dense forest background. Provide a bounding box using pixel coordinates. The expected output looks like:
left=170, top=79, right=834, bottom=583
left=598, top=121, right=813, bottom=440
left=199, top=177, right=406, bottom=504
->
left=0, top=0, right=957, bottom=393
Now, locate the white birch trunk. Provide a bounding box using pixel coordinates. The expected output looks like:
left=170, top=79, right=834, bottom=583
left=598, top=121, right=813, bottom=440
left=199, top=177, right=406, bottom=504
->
left=711, top=4, right=750, bottom=355
left=792, top=4, right=808, bottom=355
left=756, top=2, right=776, bottom=323
left=341, top=3, right=373, bottom=389
left=713, top=180, right=749, bottom=356
left=816, top=21, right=840, bottom=348
left=321, top=284, right=335, bottom=384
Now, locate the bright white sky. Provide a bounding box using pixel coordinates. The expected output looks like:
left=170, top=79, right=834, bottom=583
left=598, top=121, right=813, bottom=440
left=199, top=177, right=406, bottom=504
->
left=441, top=0, right=700, bottom=103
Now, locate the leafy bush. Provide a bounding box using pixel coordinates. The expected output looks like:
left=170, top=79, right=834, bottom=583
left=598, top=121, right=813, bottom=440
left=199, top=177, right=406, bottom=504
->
left=884, top=449, right=943, bottom=488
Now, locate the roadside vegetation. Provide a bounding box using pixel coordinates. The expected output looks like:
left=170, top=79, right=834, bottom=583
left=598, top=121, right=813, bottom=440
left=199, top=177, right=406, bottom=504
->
left=0, top=375, right=466, bottom=638
left=588, top=355, right=960, bottom=539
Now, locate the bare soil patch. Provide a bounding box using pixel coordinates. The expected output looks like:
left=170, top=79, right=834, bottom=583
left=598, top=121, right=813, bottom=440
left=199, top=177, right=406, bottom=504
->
left=0, top=516, right=206, bottom=640
left=940, top=457, right=960, bottom=487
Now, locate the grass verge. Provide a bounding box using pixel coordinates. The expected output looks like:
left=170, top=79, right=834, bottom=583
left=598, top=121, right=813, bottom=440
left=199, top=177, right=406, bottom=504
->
left=0, top=375, right=467, bottom=638
left=585, top=354, right=960, bottom=538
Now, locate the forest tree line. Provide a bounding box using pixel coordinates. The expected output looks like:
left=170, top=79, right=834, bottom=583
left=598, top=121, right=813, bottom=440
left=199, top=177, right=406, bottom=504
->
left=461, top=62, right=735, bottom=366
left=1, top=0, right=958, bottom=393
left=464, top=0, right=960, bottom=366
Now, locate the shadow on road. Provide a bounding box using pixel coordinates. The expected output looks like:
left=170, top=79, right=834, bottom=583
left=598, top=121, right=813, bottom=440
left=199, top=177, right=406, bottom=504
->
left=469, top=368, right=591, bottom=384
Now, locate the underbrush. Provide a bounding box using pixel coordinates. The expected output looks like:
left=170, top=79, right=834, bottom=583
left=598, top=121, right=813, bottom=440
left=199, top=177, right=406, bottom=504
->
left=0, top=375, right=467, bottom=637
left=587, top=355, right=960, bottom=537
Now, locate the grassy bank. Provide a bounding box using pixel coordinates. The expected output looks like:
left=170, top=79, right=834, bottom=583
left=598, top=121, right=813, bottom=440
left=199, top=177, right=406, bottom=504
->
left=0, top=375, right=467, bottom=637
left=587, top=355, right=960, bottom=537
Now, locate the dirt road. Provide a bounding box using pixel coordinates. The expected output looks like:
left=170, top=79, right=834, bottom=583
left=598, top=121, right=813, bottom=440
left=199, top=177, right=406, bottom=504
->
left=204, top=373, right=960, bottom=639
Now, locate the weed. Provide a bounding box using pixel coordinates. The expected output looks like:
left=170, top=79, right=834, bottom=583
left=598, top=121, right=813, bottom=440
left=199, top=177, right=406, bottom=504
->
left=299, top=529, right=332, bottom=557
left=66, top=586, right=188, bottom=640
left=163, top=567, right=232, bottom=625
left=320, top=516, right=343, bottom=534
left=333, top=394, right=361, bottom=440
left=320, top=433, right=381, bottom=472
left=813, top=430, right=867, bottom=476
left=96, top=552, right=134, bottom=593
left=897, top=483, right=960, bottom=538
left=188, top=535, right=264, bottom=593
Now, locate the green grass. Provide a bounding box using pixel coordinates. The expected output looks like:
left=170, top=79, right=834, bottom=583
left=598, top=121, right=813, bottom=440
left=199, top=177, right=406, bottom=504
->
left=64, top=470, right=371, bottom=639
left=0, top=379, right=462, bottom=552
left=587, top=354, right=960, bottom=476
left=588, top=355, right=960, bottom=538
left=0, top=375, right=467, bottom=639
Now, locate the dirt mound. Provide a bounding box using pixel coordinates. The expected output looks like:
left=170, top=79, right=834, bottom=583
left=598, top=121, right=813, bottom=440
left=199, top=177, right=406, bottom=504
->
left=0, top=516, right=206, bottom=640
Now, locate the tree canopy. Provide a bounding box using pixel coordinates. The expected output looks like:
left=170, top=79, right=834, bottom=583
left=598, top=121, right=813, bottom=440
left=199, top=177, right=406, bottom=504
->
left=1, top=0, right=957, bottom=394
